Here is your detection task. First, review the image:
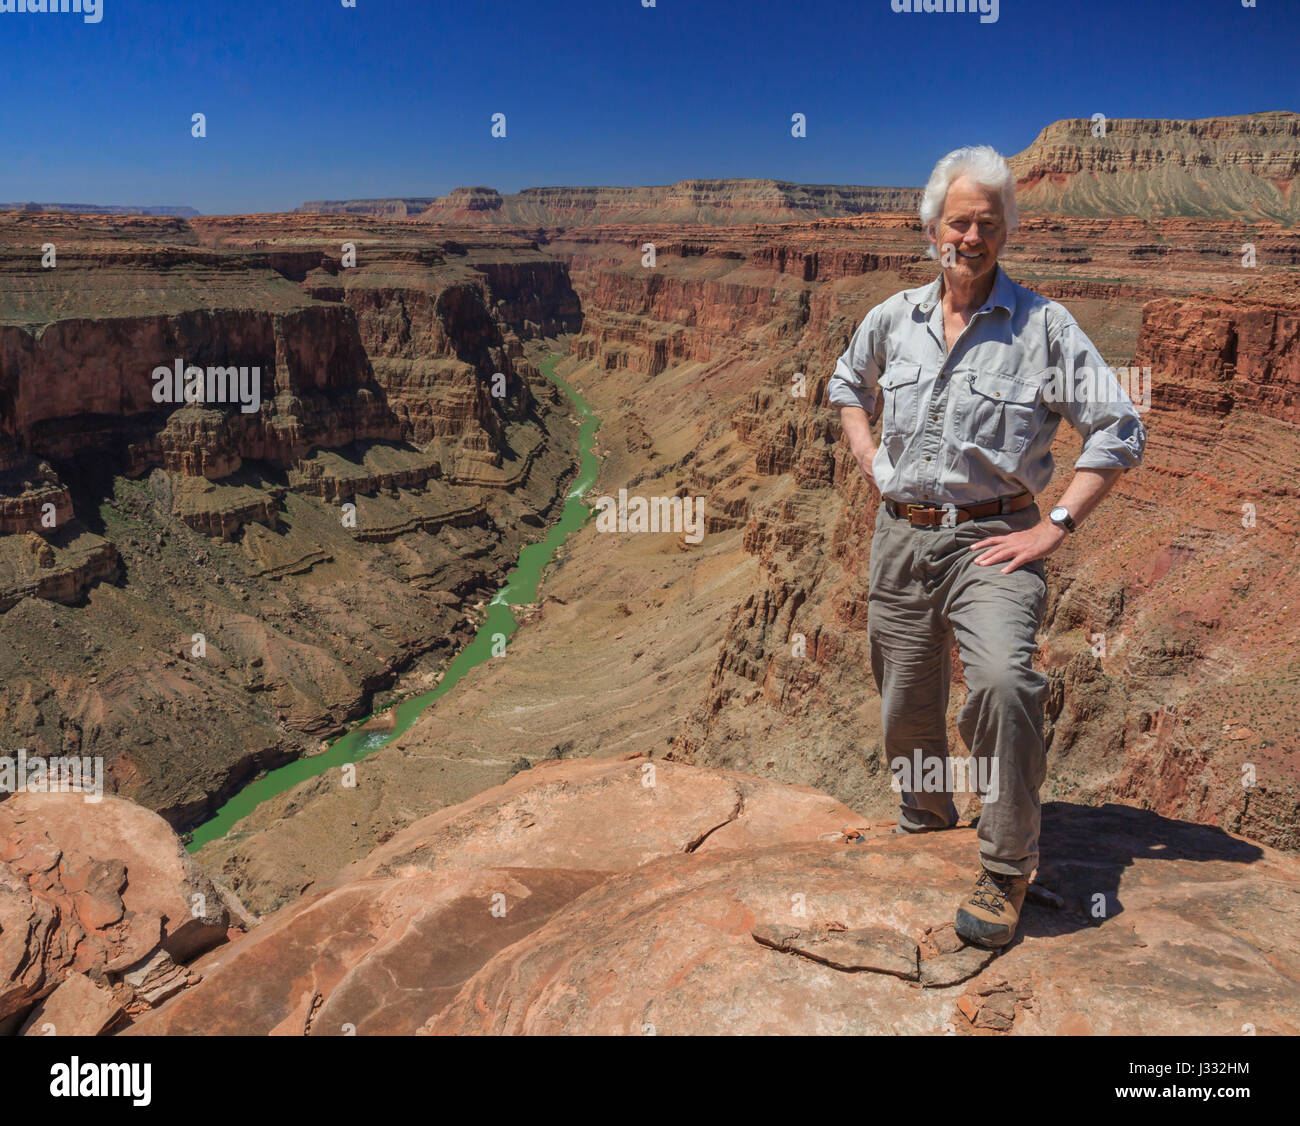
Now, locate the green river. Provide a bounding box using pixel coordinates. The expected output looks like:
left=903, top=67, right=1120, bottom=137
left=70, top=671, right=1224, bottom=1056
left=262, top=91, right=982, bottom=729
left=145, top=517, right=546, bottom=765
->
left=186, top=354, right=599, bottom=852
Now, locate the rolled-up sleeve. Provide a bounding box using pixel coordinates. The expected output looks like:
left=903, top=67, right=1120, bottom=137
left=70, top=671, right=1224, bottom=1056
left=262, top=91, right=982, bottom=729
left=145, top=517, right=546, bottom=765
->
left=827, top=306, right=884, bottom=414
left=1045, top=309, right=1146, bottom=470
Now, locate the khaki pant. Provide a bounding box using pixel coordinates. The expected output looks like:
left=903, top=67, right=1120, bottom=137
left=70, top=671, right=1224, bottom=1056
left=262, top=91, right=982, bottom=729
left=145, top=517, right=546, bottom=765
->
left=868, top=502, right=1049, bottom=877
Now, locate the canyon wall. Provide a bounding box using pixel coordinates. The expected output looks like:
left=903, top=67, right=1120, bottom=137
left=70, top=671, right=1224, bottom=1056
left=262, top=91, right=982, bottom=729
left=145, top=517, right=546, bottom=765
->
left=0, top=212, right=585, bottom=829
left=301, top=180, right=924, bottom=227
left=1010, top=111, right=1300, bottom=222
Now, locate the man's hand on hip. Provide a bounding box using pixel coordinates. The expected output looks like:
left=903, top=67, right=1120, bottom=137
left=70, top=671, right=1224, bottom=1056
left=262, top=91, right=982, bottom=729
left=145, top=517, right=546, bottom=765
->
left=969, top=520, right=1067, bottom=574
left=836, top=404, right=879, bottom=491
left=854, top=445, right=878, bottom=489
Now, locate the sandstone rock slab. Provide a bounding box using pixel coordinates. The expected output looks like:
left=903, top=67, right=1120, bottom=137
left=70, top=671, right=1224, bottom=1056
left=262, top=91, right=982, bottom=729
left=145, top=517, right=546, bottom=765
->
left=0, top=792, right=231, bottom=1024
left=18, top=972, right=123, bottom=1037
left=128, top=756, right=863, bottom=1034
left=424, top=800, right=1300, bottom=1035
left=752, top=923, right=918, bottom=979
left=98, top=762, right=1300, bottom=1037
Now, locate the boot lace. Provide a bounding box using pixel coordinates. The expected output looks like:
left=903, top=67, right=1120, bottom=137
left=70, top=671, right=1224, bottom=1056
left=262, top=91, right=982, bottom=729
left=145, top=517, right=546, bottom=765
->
left=969, top=869, right=1015, bottom=914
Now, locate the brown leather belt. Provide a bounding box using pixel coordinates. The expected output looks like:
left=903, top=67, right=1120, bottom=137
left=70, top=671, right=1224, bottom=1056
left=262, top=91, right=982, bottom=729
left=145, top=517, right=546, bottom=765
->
left=884, top=491, right=1034, bottom=526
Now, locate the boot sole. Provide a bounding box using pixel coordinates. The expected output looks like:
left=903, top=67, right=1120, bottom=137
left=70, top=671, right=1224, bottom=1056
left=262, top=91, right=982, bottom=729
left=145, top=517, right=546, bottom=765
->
left=954, top=907, right=1015, bottom=949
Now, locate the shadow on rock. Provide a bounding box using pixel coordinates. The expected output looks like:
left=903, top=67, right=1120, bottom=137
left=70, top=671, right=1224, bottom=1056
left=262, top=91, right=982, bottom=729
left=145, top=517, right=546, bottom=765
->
left=1018, top=801, right=1265, bottom=942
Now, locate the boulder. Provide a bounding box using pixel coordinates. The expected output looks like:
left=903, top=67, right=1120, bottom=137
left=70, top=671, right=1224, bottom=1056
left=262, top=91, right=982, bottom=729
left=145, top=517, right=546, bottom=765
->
left=0, top=791, right=231, bottom=1025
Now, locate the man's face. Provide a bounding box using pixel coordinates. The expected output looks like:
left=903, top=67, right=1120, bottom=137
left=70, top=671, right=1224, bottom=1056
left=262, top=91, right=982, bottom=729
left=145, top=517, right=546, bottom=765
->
left=930, top=176, right=1007, bottom=287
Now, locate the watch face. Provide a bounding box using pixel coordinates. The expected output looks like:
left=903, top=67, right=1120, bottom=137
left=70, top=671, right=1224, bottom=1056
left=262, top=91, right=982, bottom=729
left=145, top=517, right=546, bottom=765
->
left=1050, top=507, right=1069, bottom=522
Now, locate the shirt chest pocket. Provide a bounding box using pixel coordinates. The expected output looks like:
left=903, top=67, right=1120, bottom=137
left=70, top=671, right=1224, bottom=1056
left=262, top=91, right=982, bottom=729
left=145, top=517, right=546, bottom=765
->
left=879, top=362, right=922, bottom=441
left=963, top=369, right=1040, bottom=454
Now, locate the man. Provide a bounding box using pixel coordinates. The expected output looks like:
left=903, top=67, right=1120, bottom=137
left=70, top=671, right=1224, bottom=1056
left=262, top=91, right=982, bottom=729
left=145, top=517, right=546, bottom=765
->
left=826, top=145, right=1145, bottom=948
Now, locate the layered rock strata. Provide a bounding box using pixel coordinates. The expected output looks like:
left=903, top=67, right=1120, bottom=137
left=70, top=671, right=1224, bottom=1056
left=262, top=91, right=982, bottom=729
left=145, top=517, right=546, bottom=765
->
left=0, top=212, right=583, bottom=828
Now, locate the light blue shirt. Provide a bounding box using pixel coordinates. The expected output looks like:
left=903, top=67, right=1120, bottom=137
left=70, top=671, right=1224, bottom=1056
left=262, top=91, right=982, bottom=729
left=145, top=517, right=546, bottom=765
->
left=826, top=265, right=1146, bottom=506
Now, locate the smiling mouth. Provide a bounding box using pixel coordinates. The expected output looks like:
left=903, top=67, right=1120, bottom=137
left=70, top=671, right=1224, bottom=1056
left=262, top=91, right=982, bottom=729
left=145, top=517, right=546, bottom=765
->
left=958, top=249, right=983, bottom=259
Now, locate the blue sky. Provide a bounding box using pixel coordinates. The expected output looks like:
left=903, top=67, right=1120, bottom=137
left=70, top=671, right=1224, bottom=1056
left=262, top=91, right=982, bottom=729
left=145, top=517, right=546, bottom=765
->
left=0, top=0, right=1295, bottom=214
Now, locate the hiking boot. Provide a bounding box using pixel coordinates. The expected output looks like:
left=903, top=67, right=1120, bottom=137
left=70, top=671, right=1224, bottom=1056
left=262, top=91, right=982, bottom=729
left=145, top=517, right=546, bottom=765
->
left=954, top=866, right=1029, bottom=948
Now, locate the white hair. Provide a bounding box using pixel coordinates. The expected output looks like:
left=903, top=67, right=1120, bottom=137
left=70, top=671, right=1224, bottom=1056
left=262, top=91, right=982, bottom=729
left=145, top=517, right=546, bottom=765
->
left=919, top=145, right=1018, bottom=259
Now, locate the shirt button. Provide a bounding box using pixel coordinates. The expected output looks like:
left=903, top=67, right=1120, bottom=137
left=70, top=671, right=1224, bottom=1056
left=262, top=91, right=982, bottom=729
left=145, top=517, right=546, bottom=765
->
left=924, top=456, right=932, bottom=461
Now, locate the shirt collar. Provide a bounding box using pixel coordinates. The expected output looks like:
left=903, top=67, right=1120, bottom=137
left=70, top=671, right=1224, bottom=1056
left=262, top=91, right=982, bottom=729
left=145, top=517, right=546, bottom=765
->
left=906, top=264, right=1017, bottom=316
left=903, top=274, right=943, bottom=313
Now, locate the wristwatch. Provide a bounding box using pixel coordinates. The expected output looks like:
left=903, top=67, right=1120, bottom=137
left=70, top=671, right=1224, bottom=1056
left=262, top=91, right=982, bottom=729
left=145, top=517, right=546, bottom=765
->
left=1049, top=506, right=1076, bottom=533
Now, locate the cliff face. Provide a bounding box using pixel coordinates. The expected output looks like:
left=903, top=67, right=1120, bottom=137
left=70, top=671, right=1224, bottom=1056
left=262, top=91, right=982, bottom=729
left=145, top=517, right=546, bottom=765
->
left=0, top=212, right=585, bottom=828
left=307, top=180, right=923, bottom=227
left=294, top=199, right=436, bottom=218
left=1010, top=111, right=1300, bottom=221
left=0, top=302, right=391, bottom=473
left=0, top=215, right=586, bottom=525
left=1138, top=295, right=1300, bottom=423
left=296, top=112, right=1300, bottom=232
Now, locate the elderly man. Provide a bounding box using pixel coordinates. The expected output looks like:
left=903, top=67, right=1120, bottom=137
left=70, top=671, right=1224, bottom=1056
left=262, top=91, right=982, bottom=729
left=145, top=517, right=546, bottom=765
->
left=827, top=145, right=1145, bottom=948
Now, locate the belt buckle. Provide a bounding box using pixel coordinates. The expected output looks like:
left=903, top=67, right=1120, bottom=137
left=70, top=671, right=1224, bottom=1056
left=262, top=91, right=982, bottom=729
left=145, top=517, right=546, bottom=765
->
left=904, top=503, right=930, bottom=525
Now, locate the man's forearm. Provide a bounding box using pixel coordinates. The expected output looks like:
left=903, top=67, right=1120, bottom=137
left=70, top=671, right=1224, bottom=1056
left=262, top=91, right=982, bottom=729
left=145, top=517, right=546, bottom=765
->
left=972, top=466, right=1128, bottom=573
left=1050, top=467, right=1126, bottom=529
left=838, top=404, right=877, bottom=464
